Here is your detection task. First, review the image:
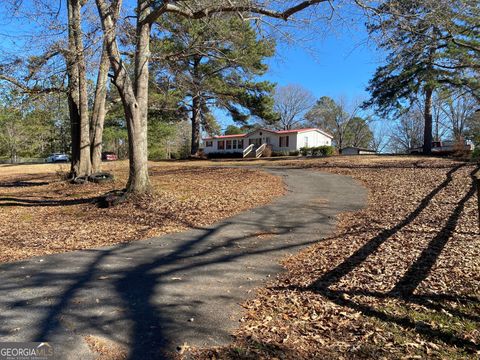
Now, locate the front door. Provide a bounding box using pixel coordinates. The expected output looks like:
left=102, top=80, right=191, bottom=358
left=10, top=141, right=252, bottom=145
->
left=249, top=138, right=262, bottom=147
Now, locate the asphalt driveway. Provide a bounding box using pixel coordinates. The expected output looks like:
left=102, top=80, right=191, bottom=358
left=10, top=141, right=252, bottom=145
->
left=0, top=168, right=366, bottom=359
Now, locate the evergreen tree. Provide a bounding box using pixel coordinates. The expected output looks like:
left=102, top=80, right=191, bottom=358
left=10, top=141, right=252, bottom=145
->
left=224, top=125, right=244, bottom=135
left=364, top=0, right=478, bottom=154
left=151, top=14, right=276, bottom=155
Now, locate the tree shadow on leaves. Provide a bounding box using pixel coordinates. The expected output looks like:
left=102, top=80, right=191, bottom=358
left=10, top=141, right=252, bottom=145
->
left=295, top=164, right=480, bottom=354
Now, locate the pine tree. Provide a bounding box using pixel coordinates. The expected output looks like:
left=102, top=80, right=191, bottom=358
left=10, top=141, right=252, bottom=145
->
left=364, top=0, right=478, bottom=154
left=151, top=14, right=277, bottom=155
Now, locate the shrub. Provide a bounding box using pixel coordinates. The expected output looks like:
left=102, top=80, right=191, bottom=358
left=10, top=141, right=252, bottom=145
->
left=300, top=147, right=309, bottom=156
left=271, top=150, right=289, bottom=157
left=207, top=152, right=243, bottom=159
left=289, top=150, right=300, bottom=156
left=472, top=147, right=480, bottom=162
left=300, top=146, right=335, bottom=157
left=318, top=145, right=335, bottom=156
left=311, top=147, right=320, bottom=156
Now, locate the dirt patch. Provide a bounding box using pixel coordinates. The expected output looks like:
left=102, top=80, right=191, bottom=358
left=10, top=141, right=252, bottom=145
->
left=190, top=156, right=480, bottom=359
left=0, top=162, right=284, bottom=263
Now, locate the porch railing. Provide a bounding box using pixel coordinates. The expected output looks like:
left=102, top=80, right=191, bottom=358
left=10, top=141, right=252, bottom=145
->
left=255, top=143, right=267, bottom=158
left=243, top=144, right=254, bottom=158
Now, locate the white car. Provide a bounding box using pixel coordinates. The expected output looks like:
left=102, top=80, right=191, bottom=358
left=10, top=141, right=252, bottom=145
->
left=46, top=153, right=69, bottom=163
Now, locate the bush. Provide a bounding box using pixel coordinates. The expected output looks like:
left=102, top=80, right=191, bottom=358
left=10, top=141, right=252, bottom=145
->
left=300, top=146, right=335, bottom=157
left=272, top=150, right=300, bottom=157
left=207, top=152, right=243, bottom=159
left=300, top=147, right=309, bottom=156
left=271, top=150, right=289, bottom=157
left=319, top=145, right=335, bottom=156
left=472, top=147, right=480, bottom=162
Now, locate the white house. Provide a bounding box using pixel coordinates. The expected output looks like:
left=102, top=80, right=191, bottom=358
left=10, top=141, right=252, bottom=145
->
left=202, top=128, right=333, bottom=157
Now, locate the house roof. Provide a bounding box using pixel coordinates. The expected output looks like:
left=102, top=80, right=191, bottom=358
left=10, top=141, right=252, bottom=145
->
left=203, top=133, right=247, bottom=140
left=203, top=127, right=333, bottom=140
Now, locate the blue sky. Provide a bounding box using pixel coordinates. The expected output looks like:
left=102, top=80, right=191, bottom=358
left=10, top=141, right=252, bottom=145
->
left=216, top=18, right=385, bottom=130
left=264, top=32, right=381, bottom=101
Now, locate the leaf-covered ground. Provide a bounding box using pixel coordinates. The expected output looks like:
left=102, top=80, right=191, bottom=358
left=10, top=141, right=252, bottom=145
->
left=0, top=162, right=284, bottom=263
left=190, top=156, right=480, bottom=359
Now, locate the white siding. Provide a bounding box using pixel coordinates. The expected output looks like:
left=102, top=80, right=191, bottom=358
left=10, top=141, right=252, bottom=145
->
left=296, top=130, right=332, bottom=149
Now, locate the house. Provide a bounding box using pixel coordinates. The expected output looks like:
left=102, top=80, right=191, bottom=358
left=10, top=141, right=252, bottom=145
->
left=202, top=128, right=334, bottom=158
left=341, top=147, right=377, bottom=155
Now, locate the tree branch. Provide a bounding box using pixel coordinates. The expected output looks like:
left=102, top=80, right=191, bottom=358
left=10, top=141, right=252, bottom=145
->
left=144, top=1, right=329, bottom=25
left=0, top=74, right=64, bottom=94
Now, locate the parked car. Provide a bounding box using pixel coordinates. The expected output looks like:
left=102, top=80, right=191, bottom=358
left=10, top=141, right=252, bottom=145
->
left=101, top=152, right=118, bottom=161
left=46, top=153, right=69, bottom=163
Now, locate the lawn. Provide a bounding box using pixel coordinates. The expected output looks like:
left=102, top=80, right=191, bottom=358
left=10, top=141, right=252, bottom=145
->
left=190, top=156, right=480, bottom=359
left=0, top=161, right=284, bottom=262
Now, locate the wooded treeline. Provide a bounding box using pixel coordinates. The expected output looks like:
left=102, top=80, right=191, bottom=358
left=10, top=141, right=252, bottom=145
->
left=0, top=0, right=479, bottom=195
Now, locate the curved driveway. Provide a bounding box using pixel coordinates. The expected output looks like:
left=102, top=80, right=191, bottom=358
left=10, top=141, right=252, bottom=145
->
left=0, top=168, right=366, bottom=359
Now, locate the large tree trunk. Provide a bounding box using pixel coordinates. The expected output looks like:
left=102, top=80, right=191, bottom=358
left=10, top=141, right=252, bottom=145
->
left=96, top=0, right=151, bottom=195
left=68, top=0, right=91, bottom=178
left=423, top=86, right=434, bottom=155
left=67, top=0, right=81, bottom=177
left=90, top=41, right=110, bottom=173
left=127, top=1, right=151, bottom=194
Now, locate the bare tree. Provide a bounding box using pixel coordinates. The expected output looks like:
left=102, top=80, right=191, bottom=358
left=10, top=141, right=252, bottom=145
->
left=369, top=121, right=390, bottom=153
left=90, top=40, right=111, bottom=173
left=94, top=0, right=331, bottom=195
left=305, top=96, right=368, bottom=149
left=388, top=105, right=425, bottom=153
left=269, top=84, right=315, bottom=130
left=438, top=91, right=478, bottom=141
left=0, top=0, right=111, bottom=178
left=67, top=0, right=92, bottom=177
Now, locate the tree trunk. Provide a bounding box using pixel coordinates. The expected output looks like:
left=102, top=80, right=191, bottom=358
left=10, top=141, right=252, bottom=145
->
left=96, top=0, right=151, bottom=195
left=423, top=86, right=434, bottom=155
left=90, top=41, right=110, bottom=173
left=127, top=0, right=151, bottom=194
left=68, top=0, right=91, bottom=178
left=191, top=95, right=201, bottom=156
left=190, top=55, right=201, bottom=156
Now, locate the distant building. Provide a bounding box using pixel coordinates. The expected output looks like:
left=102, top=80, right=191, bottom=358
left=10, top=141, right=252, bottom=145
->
left=340, top=147, right=377, bottom=155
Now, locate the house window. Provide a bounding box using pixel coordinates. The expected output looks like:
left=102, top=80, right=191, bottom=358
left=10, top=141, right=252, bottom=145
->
left=218, top=141, right=225, bottom=150
left=238, top=139, right=244, bottom=149
left=205, top=140, right=213, bottom=147
left=304, top=136, right=309, bottom=147
left=232, top=140, right=237, bottom=149
left=279, top=136, right=289, bottom=147
left=226, top=140, right=232, bottom=149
